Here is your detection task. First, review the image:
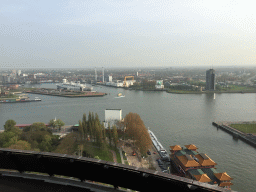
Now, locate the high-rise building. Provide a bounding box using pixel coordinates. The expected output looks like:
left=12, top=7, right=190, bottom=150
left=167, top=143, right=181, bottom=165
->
left=108, top=75, right=112, bottom=82
left=206, top=69, right=215, bottom=90
left=17, top=70, right=21, bottom=76
left=102, top=67, right=104, bottom=83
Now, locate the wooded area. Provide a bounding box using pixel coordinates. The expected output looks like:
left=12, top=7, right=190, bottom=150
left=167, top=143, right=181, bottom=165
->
left=1, top=112, right=152, bottom=160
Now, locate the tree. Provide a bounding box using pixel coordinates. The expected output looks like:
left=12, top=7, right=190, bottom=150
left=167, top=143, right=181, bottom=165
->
left=78, top=120, right=84, bottom=141
left=54, top=133, right=79, bottom=155
left=124, top=113, right=152, bottom=156
left=102, top=122, right=106, bottom=142
left=82, top=120, right=87, bottom=140
left=8, top=140, right=31, bottom=150
left=55, top=119, right=65, bottom=131
left=4, top=119, right=16, bottom=132
left=30, top=122, right=47, bottom=132
left=0, top=128, right=21, bottom=147
left=216, top=84, right=222, bottom=91
left=95, top=121, right=103, bottom=147
left=107, top=123, right=112, bottom=146
left=82, top=113, right=87, bottom=140
left=49, top=119, right=57, bottom=129
left=88, top=121, right=92, bottom=141
left=112, top=125, right=118, bottom=148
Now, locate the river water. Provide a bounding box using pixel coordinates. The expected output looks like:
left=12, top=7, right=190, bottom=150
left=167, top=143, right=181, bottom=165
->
left=1, top=83, right=256, bottom=192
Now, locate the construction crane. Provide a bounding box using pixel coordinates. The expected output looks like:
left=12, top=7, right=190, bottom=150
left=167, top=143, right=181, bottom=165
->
left=123, top=76, right=134, bottom=87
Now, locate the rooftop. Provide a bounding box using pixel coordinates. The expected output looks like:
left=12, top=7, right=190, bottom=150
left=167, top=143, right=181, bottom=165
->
left=195, top=153, right=217, bottom=167
left=184, top=144, right=198, bottom=150
left=170, top=145, right=182, bottom=151
left=194, top=174, right=212, bottom=183
left=214, top=172, right=233, bottom=181
left=176, top=155, right=200, bottom=168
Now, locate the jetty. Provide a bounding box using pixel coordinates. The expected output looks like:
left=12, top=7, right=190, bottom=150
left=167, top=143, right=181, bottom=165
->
left=212, top=121, right=256, bottom=148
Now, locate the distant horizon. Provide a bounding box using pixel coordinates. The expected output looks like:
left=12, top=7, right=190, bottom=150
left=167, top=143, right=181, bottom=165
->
left=1, top=65, right=256, bottom=71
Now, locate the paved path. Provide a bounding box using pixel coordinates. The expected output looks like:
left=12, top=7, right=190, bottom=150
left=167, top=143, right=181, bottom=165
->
left=118, top=148, right=124, bottom=164
left=110, top=150, right=117, bottom=163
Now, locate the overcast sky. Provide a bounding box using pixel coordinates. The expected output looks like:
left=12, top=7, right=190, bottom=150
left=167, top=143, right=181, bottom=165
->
left=1, top=0, right=256, bottom=68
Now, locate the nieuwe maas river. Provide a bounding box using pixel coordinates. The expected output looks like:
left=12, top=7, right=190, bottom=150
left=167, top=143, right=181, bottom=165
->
left=1, top=84, right=256, bottom=192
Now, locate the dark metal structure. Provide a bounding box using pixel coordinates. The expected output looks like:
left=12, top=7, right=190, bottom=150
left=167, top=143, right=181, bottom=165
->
left=0, top=148, right=231, bottom=192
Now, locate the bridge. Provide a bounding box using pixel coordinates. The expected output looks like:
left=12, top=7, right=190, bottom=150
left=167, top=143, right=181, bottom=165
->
left=0, top=148, right=231, bottom=192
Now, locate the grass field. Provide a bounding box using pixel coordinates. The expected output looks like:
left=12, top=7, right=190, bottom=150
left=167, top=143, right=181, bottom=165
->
left=84, top=143, right=122, bottom=163
left=167, top=90, right=202, bottom=94
left=227, top=85, right=255, bottom=91
left=229, top=124, right=256, bottom=133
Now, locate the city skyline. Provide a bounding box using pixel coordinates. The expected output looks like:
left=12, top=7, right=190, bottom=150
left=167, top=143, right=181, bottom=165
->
left=1, top=0, right=256, bottom=68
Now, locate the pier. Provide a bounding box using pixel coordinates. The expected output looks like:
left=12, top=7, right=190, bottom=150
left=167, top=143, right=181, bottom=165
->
left=212, top=122, right=256, bottom=148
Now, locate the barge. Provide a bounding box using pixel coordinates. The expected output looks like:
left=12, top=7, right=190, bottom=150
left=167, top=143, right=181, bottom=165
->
left=148, top=129, right=169, bottom=160
left=0, top=97, right=41, bottom=103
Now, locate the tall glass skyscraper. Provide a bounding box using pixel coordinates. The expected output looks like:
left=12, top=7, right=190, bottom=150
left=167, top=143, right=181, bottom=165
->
left=206, top=69, right=215, bottom=90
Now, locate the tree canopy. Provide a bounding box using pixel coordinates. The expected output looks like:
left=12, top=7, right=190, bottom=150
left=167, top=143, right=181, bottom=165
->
left=124, top=113, right=152, bottom=156
left=4, top=119, right=16, bottom=131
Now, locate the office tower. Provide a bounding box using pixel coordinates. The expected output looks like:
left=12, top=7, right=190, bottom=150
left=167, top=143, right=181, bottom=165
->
left=206, top=69, right=215, bottom=90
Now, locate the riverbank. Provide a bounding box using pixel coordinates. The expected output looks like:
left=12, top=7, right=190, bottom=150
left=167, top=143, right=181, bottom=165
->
left=167, top=89, right=256, bottom=94
left=97, top=83, right=256, bottom=94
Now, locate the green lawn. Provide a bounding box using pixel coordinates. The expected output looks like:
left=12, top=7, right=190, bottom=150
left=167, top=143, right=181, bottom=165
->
left=167, top=90, right=202, bottom=94
left=229, top=124, right=256, bottom=133
left=83, top=143, right=122, bottom=163
left=224, top=85, right=255, bottom=91
left=92, top=146, right=113, bottom=162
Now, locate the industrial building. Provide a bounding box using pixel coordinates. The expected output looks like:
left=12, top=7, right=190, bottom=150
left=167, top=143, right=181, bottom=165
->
left=206, top=69, right=215, bottom=90
left=105, top=76, right=136, bottom=87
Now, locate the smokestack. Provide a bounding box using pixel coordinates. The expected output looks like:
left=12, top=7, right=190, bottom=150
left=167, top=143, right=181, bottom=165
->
left=95, top=67, right=97, bottom=82
left=102, top=67, right=104, bottom=83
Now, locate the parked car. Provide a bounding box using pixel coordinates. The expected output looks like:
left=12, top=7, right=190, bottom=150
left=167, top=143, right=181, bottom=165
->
left=147, top=150, right=151, bottom=155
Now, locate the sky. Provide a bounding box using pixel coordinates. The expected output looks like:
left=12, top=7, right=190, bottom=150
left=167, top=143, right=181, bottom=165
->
left=1, top=0, right=256, bottom=68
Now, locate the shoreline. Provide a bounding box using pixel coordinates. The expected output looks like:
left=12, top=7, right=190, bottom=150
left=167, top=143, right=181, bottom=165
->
left=96, top=83, right=256, bottom=94
left=212, top=121, right=256, bottom=148
left=24, top=88, right=107, bottom=98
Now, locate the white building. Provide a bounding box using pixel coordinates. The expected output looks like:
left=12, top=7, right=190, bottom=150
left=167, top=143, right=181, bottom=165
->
left=108, top=75, right=112, bottom=82
left=17, top=70, right=21, bottom=76
left=155, top=80, right=164, bottom=89
left=104, top=109, right=123, bottom=129
left=105, top=81, right=124, bottom=87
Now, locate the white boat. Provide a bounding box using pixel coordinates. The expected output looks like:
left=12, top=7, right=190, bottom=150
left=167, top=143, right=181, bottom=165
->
left=57, top=81, right=93, bottom=91
left=117, top=93, right=125, bottom=97
left=35, top=97, right=41, bottom=101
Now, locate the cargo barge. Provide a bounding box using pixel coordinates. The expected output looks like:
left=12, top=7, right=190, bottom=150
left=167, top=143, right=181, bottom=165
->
left=0, top=97, right=41, bottom=103
left=148, top=129, right=169, bottom=160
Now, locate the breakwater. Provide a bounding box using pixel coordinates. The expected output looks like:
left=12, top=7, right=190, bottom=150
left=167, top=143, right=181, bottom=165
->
left=212, top=122, right=256, bottom=148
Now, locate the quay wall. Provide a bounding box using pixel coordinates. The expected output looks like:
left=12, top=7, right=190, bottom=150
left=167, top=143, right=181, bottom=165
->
left=27, top=91, right=106, bottom=98
left=212, top=122, right=256, bottom=148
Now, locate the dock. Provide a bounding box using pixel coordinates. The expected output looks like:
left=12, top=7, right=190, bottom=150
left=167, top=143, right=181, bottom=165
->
left=25, top=89, right=107, bottom=98
left=212, top=122, right=256, bottom=148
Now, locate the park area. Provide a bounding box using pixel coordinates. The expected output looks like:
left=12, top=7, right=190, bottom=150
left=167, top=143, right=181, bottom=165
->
left=229, top=123, right=256, bottom=134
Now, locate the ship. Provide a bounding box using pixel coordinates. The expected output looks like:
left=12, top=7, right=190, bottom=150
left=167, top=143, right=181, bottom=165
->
left=57, top=80, right=93, bottom=91
left=148, top=129, right=169, bottom=160
left=0, top=97, right=41, bottom=103
left=117, top=93, right=125, bottom=97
